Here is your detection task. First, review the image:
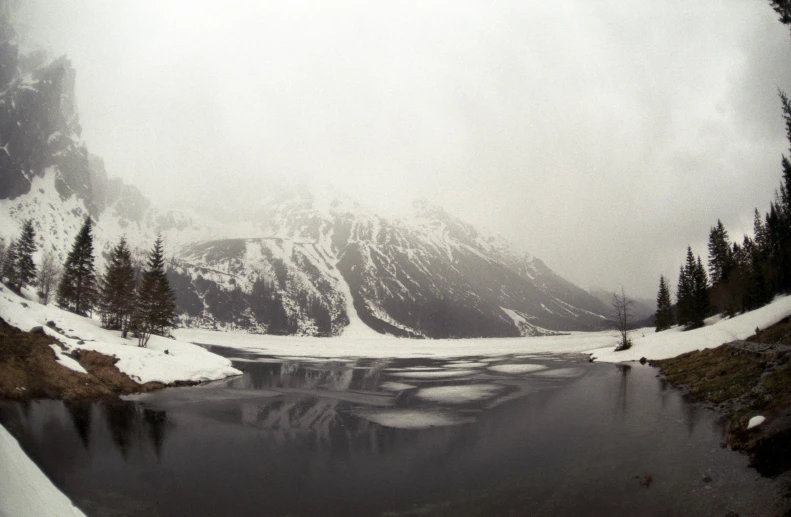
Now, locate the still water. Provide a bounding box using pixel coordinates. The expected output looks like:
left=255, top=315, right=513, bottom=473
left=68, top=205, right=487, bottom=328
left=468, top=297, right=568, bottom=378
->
left=0, top=347, right=780, bottom=516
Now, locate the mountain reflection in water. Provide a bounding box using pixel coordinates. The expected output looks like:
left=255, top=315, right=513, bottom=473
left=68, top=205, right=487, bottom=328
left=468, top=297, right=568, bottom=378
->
left=0, top=347, right=781, bottom=517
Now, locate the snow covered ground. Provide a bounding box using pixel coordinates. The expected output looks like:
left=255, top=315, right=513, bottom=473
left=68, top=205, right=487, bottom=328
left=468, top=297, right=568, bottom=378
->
left=0, top=286, right=241, bottom=384
left=589, top=294, right=791, bottom=362
left=176, top=295, right=791, bottom=363
left=0, top=423, right=87, bottom=517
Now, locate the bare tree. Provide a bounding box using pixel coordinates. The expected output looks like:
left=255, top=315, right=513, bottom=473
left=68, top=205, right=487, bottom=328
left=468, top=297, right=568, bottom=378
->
left=37, top=250, right=61, bottom=305
left=612, top=287, right=635, bottom=351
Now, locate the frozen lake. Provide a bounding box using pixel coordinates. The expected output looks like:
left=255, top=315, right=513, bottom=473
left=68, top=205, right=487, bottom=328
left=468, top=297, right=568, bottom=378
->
left=0, top=347, right=780, bottom=516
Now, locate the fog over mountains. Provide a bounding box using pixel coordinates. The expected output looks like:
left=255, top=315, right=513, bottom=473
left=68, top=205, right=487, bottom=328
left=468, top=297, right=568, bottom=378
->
left=0, top=35, right=613, bottom=337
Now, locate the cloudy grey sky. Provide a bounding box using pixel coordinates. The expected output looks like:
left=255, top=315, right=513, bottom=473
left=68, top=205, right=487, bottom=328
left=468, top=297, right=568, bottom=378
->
left=12, top=1, right=791, bottom=298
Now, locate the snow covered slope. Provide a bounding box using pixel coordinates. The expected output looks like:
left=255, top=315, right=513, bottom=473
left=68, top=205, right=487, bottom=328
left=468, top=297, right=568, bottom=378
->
left=0, top=285, right=241, bottom=384
left=168, top=191, right=612, bottom=337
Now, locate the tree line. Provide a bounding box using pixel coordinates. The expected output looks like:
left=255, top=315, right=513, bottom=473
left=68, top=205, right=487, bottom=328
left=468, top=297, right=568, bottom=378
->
left=654, top=90, right=791, bottom=332
left=1, top=217, right=176, bottom=347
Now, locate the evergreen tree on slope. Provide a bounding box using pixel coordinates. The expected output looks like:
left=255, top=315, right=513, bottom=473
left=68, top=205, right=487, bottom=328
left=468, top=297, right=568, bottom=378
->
left=135, top=236, right=176, bottom=347
left=1, top=238, right=18, bottom=289
left=677, top=247, right=709, bottom=329
left=14, top=219, right=37, bottom=292
left=676, top=249, right=694, bottom=327
left=57, top=218, right=98, bottom=315
left=655, top=275, right=674, bottom=332
left=707, top=219, right=733, bottom=286
left=693, top=256, right=710, bottom=326
left=100, top=237, right=136, bottom=336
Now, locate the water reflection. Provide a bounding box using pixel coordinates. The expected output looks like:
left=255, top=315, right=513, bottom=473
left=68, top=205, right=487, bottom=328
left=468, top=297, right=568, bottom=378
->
left=0, top=350, right=779, bottom=517
left=615, top=363, right=631, bottom=416
left=65, top=400, right=92, bottom=449
left=0, top=399, right=172, bottom=465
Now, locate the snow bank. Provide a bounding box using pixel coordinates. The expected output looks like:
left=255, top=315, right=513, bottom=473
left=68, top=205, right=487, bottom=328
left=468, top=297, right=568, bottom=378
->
left=747, top=415, right=766, bottom=430
left=0, top=424, right=87, bottom=517
left=0, top=286, right=241, bottom=384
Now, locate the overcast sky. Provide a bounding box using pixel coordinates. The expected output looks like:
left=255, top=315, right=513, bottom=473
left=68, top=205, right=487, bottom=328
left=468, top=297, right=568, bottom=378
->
left=12, top=1, right=791, bottom=298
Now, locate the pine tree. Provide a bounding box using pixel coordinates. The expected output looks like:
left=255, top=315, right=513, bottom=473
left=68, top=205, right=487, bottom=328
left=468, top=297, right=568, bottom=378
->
left=100, top=237, right=136, bottom=335
left=771, top=0, right=791, bottom=30
left=1, top=238, right=18, bottom=289
left=655, top=275, right=674, bottom=332
left=780, top=90, right=791, bottom=215
left=766, top=202, right=787, bottom=292
left=707, top=220, right=733, bottom=286
left=135, top=236, right=176, bottom=347
left=746, top=236, right=773, bottom=310
left=754, top=208, right=769, bottom=256
left=676, top=247, right=709, bottom=329
left=676, top=248, right=695, bottom=327
left=57, top=218, right=98, bottom=315
left=692, top=256, right=710, bottom=326
left=14, top=219, right=37, bottom=292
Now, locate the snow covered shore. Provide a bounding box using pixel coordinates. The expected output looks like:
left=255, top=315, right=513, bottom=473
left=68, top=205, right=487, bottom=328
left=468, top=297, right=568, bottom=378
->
left=0, top=286, right=241, bottom=385
left=176, top=295, right=791, bottom=363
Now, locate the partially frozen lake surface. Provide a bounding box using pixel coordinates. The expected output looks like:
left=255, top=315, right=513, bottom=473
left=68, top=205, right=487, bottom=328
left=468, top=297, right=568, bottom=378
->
left=0, top=346, right=780, bottom=516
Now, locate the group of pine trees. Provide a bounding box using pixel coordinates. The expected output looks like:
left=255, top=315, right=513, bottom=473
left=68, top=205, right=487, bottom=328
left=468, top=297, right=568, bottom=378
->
left=0, top=217, right=176, bottom=347
left=654, top=90, right=791, bottom=332
left=1, top=219, right=62, bottom=304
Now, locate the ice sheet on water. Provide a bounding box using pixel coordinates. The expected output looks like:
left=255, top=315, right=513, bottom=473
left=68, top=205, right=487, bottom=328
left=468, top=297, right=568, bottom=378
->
left=125, top=387, right=283, bottom=407
left=530, top=367, right=584, bottom=378
left=276, top=356, right=348, bottom=363
left=488, top=364, right=547, bottom=374
left=385, top=366, right=443, bottom=372
left=443, top=362, right=489, bottom=368
left=228, top=357, right=284, bottom=363
left=379, top=381, right=416, bottom=392
left=415, top=384, right=502, bottom=404
left=354, top=408, right=474, bottom=429
left=389, top=369, right=477, bottom=379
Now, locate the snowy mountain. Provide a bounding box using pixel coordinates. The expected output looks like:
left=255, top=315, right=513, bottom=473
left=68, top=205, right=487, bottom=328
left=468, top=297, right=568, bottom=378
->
left=158, top=191, right=613, bottom=337
left=0, top=24, right=611, bottom=338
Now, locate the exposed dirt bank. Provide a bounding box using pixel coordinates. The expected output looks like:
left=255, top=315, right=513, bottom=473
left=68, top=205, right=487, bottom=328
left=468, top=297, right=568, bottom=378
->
left=0, top=317, right=195, bottom=401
